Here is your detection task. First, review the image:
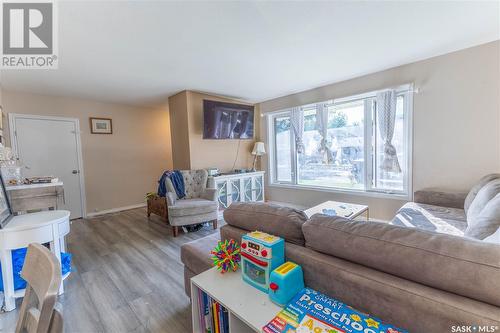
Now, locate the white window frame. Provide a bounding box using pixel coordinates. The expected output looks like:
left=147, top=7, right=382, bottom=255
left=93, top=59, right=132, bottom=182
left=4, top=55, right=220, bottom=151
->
left=266, top=84, right=413, bottom=200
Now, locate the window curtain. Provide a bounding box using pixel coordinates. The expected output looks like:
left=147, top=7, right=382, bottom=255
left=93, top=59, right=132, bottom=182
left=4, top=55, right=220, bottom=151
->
left=315, top=102, right=333, bottom=163
left=290, top=107, right=305, bottom=154
left=376, top=90, right=401, bottom=173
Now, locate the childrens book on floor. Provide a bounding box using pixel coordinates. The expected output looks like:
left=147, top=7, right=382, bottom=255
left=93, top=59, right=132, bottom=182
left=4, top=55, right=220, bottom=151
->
left=263, top=287, right=407, bottom=333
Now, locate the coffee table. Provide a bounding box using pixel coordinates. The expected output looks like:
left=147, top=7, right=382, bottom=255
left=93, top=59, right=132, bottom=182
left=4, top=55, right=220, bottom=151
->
left=304, top=200, right=369, bottom=220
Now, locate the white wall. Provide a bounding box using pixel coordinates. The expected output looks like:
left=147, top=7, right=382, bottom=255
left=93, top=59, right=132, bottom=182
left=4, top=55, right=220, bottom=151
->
left=258, top=41, right=500, bottom=220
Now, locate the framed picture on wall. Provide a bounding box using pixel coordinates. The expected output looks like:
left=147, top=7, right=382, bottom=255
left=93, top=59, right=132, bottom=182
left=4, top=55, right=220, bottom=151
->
left=90, top=117, right=113, bottom=134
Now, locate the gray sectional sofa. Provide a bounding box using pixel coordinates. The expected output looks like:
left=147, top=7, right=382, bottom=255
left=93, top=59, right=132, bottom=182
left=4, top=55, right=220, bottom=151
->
left=393, top=173, right=500, bottom=240
left=181, top=175, right=500, bottom=332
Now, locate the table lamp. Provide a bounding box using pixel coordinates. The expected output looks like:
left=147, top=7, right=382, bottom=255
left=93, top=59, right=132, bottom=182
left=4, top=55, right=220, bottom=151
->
left=251, top=142, right=266, bottom=171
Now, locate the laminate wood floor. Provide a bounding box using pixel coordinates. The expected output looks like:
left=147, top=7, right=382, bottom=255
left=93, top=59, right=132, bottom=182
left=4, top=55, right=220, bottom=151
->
left=1, top=208, right=222, bottom=333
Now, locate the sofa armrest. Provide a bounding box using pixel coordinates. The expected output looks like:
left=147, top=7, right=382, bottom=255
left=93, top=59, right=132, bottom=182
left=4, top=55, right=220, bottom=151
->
left=166, top=192, right=177, bottom=206
left=414, top=189, right=468, bottom=209
left=202, top=188, right=217, bottom=202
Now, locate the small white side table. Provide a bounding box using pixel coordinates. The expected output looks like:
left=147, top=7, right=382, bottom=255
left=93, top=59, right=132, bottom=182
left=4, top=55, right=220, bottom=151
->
left=191, top=267, right=281, bottom=333
left=0, top=210, right=71, bottom=312
left=304, top=200, right=369, bottom=220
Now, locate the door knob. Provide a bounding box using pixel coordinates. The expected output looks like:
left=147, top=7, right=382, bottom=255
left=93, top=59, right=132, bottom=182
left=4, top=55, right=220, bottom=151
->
left=72, top=170, right=79, bottom=174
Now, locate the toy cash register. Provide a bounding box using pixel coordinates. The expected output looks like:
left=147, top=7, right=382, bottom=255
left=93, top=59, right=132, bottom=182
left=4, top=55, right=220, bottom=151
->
left=241, top=231, right=284, bottom=293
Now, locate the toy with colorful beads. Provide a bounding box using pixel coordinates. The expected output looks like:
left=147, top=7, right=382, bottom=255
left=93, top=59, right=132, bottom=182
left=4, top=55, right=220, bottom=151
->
left=211, top=239, right=241, bottom=273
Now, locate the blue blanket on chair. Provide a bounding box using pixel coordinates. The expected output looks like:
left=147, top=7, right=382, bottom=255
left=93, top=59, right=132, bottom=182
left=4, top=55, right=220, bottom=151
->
left=157, top=170, right=185, bottom=199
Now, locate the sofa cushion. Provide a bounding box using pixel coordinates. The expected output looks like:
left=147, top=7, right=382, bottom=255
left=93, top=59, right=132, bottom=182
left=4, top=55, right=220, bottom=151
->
left=220, top=224, right=248, bottom=244
left=392, top=202, right=467, bottom=236
left=288, top=243, right=500, bottom=332
left=464, top=173, right=500, bottom=213
left=221, top=224, right=500, bottom=332
left=302, top=215, right=500, bottom=307
left=180, top=233, right=220, bottom=274
left=223, top=202, right=308, bottom=245
left=414, top=189, right=468, bottom=209
left=466, top=193, right=500, bottom=239
left=168, top=198, right=218, bottom=217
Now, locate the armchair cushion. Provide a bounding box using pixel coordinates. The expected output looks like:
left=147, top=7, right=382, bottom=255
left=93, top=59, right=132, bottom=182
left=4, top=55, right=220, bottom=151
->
left=181, top=170, right=209, bottom=199
left=168, top=198, right=218, bottom=217
left=202, top=188, right=217, bottom=202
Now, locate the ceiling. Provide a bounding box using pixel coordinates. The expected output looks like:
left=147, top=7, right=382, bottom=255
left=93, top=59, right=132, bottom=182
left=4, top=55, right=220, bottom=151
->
left=0, top=1, right=498, bottom=107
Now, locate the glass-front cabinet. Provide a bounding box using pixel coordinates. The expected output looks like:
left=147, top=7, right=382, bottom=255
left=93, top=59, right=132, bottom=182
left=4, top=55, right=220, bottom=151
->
left=216, top=181, right=228, bottom=210
left=231, top=180, right=241, bottom=203
left=207, top=171, right=265, bottom=217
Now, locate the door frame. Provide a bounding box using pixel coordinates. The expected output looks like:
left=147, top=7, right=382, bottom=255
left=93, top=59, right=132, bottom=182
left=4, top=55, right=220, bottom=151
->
left=8, top=113, right=87, bottom=218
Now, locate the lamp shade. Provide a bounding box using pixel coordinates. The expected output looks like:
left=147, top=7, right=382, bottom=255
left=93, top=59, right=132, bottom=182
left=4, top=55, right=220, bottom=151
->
left=251, top=142, right=266, bottom=156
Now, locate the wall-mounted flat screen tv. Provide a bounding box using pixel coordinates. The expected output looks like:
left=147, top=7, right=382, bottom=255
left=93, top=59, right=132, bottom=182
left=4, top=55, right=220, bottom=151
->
left=203, top=100, right=254, bottom=139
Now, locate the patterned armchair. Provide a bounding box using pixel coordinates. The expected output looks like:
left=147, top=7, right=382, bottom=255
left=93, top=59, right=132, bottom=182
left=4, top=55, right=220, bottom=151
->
left=147, top=169, right=218, bottom=237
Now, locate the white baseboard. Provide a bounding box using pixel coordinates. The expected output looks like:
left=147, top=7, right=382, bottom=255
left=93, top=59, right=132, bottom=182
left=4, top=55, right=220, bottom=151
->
left=86, top=203, right=146, bottom=218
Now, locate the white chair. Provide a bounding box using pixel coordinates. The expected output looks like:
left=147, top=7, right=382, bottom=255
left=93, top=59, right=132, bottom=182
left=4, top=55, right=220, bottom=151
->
left=15, top=243, right=63, bottom=333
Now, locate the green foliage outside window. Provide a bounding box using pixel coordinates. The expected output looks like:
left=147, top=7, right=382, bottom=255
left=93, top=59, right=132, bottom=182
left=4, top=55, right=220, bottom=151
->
left=275, top=118, right=291, bottom=133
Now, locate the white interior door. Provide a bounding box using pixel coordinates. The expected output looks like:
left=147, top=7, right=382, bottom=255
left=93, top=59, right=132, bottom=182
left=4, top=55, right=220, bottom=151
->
left=10, top=114, right=85, bottom=219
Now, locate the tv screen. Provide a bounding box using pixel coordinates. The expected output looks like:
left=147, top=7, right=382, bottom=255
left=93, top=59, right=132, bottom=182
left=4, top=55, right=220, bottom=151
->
left=203, top=100, right=254, bottom=139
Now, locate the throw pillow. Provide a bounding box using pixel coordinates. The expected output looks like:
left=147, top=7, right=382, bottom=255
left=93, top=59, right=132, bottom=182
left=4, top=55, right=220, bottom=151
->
left=464, top=173, right=500, bottom=213
left=484, top=227, right=500, bottom=244
left=465, top=193, right=500, bottom=239
left=466, top=178, right=500, bottom=224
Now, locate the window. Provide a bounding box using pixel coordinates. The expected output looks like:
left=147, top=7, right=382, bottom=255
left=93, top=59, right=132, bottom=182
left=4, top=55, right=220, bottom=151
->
left=269, top=85, right=412, bottom=197
left=274, top=115, right=292, bottom=182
